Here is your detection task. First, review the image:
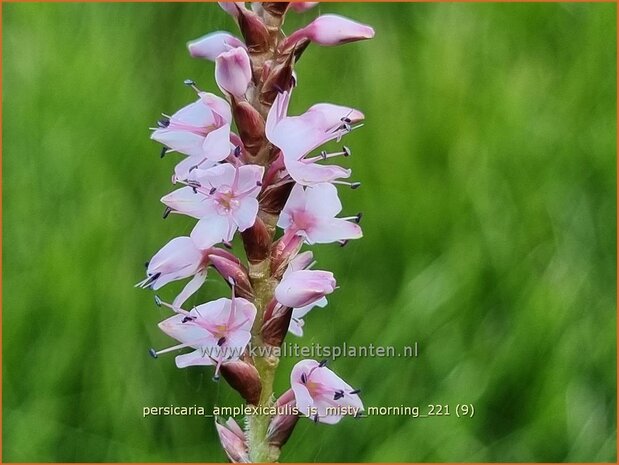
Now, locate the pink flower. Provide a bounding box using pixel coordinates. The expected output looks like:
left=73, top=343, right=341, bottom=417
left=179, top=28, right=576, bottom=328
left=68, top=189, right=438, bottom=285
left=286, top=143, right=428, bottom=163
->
left=135, top=236, right=210, bottom=308
left=215, top=417, right=249, bottom=463
left=291, top=359, right=363, bottom=424
left=289, top=297, right=328, bottom=337
left=277, top=182, right=362, bottom=244
left=152, top=295, right=257, bottom=373
left=187, top=32, right=246, bottom=61
left=275, top=252, right=336, bottom=308
left=151, top=92, right=233, bottom=181
left=215, top=47, right=253, bottom=98
left=283, top=14, right=375, bottom=48
left=266, top=91, right=364, bottom=185
left=161, top=163, right=264, bottom=248
left=218, top=1, right=245, bottom=18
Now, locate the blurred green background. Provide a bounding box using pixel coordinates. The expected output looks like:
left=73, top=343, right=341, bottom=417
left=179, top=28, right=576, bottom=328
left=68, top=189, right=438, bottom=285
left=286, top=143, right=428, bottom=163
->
left=3, top=2, right=616, bottom=462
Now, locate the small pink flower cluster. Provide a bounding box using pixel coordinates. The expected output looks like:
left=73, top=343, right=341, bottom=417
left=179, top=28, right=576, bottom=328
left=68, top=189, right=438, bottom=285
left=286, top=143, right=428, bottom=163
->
left=138, top=2, right=373, bottom=462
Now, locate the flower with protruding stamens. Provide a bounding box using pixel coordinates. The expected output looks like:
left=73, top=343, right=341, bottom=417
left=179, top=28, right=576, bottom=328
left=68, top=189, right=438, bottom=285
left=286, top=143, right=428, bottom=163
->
left=187, top=31, right=246, bottom=61
left=215, top=417, right=249, bottom=463
left=152, top=294, right=256, bottom=373
left=266, top=91, right=364, bottom=185
left=151, top=92, right=233, bottom=181
left=161, top=163, right=264, bottom=248
left=289, top=297, right=328, bottom=337
left=278, top=182, right=362, bottom=244
left=291, top=359, right=364, bottom=424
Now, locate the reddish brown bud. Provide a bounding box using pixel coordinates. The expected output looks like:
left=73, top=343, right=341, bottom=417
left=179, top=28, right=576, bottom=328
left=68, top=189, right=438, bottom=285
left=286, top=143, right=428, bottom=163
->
left=261, top=303, right=292, bottom=347
left=232, top=98, right=266, bottom=156
left=271, top=231, right=304, bottom=279
left=267, top=395, right=299, bottom=448
left=237, top=7, right=271, bottom=53
left=209, top=254, right=254, bottom=300
left=241, top=216, right=272, bottom=264
left=259, top=179, right=294, bottom=215
left=262, top=2, right=290, bottom=18
left=260, top=53, right=295, bottom=106
left=220, top=360, right=262, bottom=405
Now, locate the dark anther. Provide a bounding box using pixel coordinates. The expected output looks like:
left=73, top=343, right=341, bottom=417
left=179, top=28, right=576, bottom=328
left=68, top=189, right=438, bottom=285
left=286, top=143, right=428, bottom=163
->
left=189, top=165, right=199, bottom=173
left=339, top=240, right=349, bottom=248
left=256, top=181, right=263, bottom=187
left=163, top=206, right=173, bottom=219
left=157, top=117, right=170, bottom=128
left=342, top=146, right=352, bottom=157
left=182, top=316, right=195, bottom=323
left=184, top=79, right=196, bottom=87
left=217, top=337, right=226, bottom=346
left=144, top=261, right=149, bottom=268
left=148, top=348, right=158, bottom=359
left=209, top=187, right=217, bottom=195
left=313, top=414, right=319, bottom=423
left=318, top=359, right=328, bottom=367
left=300, top=373, right=307, bottom=384
left=154, top=295, right=162, bottom=307
left=223, top=241, right=233, bottom=250
left=160, top=146, right=168, bottom=158
left=333, top=390, right=345, bottom=400
left=349, top=389, right=361, bottom=395
left=354, top=212, right=363, bottom=224
left=192, top=187, right=198, bottom=194
left=341, top=116, right=352, bottom=124
left=320, top=150, right=328, bottom=160
left=234, top=146, right=242, bottom=157
left=212, top=374, right=221, bottom=382
left=350, top=182, right=362, bottom=190
left=145, top=272, right=161, bottom=287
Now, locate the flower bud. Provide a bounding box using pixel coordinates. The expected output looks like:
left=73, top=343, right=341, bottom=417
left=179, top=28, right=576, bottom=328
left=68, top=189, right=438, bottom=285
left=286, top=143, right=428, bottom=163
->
left=258, top=179, right=294, bottom=215
left=283, top=14, right=375, bottom=50
left=267, top=393, right=299, bottom=448
left=241, top=215, right=272, bottom=264
left=237, top=7, right=271, bottom=53
left=275, top=269, right=336, bottom=308
left=261, top=301, right=292, bottom=347
left=260, top=53, right=295, bottom=106
left=208, top=254, right=254, bottom=300
left=232, top=98, right=266, bottom=155
left=187, top=32, right=246, bottom=61
left=290, top=2, right=318, bottom=13
left=215, top=47, right=253, bottom=98
left=271, top=232, right=304, bottom=279
left=220, top=360, right=262, bottom=405
left=262, top=2, right=290, bottom=18
left=215, top=417, right=249, bottom=463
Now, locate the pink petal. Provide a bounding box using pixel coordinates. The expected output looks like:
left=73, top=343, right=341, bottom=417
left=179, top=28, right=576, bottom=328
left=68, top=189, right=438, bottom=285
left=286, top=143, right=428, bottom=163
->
left=307, top=102, right=364, bottom=129
left=286, top=158, right=351, bottom=186
left=190, top=215, right=233, bottom=249
left=202, top=124, right=232, bottom=162
left=195, top=163, right=236, bottom=190
left=231, top=197, right=259, bottom=231
left=303, top=14, right=375, bottom=46
left=277, top=183, right=306, bottom=230
left=161, top=186, right=216, bottom=219
left=275, top=269, right=336, bottom=308
left=146, top=236, right=203, bottom=290
left=237, top=164, right=265, bottom=193
left=304, top=182, right=342, bottom=218
left=172, top=269, right=208, bottom=309
left=158, top=314, right=214, bottom=346
left=171, top=99, right=217, bottom=128
left=290, top=2, right=318, bottom=13
left=307, top=217, right=362, bottom=244
left=175, top=349, right=216, bottom=368
left=187, top=32, right=246, bottom=61
left=199, top=92, right=233, bottom=124
left=151, top=128, right=204, bottom=158
left=174, top=156, right=217, bottom=183
left=215, top=47, right=252, bottom=97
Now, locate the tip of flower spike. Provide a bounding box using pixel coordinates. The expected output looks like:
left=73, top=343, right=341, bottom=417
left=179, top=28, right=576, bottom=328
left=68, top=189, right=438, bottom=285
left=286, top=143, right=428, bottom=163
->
left=149, top=348, right=158, bottom=359
left=154, top=295, right=163, bottom=307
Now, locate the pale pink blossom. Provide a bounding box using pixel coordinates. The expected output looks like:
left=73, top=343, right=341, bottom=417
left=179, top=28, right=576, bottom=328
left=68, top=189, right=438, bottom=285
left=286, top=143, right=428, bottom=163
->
left=152, top=295, right=256, bottom=373
left=277, top=182, right=362, bottom=244
left=266, top=91, right=364, bottom=185
left=289, top=297, right=328, bottom=336
left=151, top=92, right=233, bottom=181
left=215, top=417, right=249, bottom=463
left=291, top=359, right=363, bottom=424
left=283, top=14, right=375, bottom=48
left=161, top=163, right=264, bottom=248
left=187, top=32, right=246, bottom=61
left=275, top=252, right=335, bottom=308
left=215, top=47, right=253, bottom=97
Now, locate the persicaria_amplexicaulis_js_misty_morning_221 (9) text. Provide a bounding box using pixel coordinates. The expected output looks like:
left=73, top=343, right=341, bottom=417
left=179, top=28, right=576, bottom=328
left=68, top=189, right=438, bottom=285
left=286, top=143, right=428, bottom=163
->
left=137, top=2, right=374, bottom=462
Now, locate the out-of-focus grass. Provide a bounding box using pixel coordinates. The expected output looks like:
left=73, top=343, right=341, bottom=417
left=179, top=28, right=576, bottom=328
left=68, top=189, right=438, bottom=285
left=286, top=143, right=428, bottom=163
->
left=2, top=3, right=616, bottom=462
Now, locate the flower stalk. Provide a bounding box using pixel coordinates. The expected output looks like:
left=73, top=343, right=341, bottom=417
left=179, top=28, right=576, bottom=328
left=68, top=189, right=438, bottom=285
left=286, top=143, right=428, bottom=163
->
left=139, top=2, right=374, bottom=462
